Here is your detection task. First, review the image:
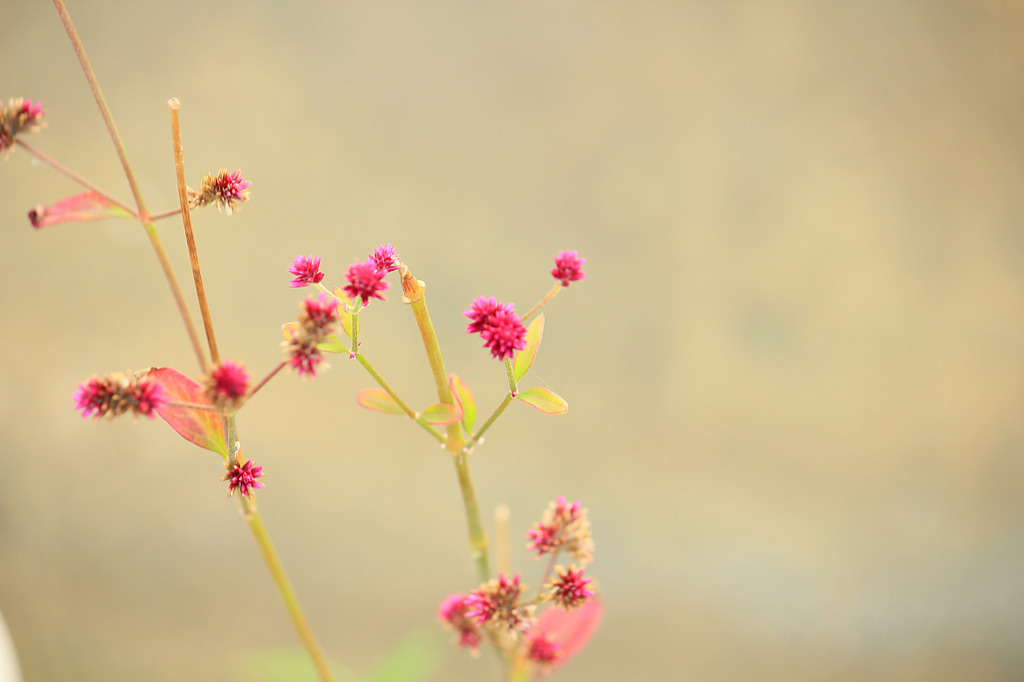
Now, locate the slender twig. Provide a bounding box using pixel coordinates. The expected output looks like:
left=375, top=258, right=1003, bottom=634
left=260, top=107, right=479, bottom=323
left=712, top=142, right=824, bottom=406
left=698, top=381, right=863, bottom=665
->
left=149, top=207, right=183, bottom=221
left=521, top=282, right=561, bottom=326
left=247, top=361, right=288, bottom=402
left=52, top=0, right=149, bottom=222
left=465, top=393, right=515, bottom=454
left=169, top=99, right=218, bottom=369
left=15, top=139, right=138, bottom=217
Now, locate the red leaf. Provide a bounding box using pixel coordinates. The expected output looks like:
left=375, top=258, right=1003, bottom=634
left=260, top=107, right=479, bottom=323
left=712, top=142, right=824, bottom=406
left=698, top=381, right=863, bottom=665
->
left=532, top=597, right=603, bottom=675
left=28, top=190, right=133, bottom=228
left=142, top=367, right=229, bottom=459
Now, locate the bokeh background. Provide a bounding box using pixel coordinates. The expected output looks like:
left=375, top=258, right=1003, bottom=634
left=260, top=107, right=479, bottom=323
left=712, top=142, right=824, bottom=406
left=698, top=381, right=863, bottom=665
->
left=3, top=1, right=1024, bottom=680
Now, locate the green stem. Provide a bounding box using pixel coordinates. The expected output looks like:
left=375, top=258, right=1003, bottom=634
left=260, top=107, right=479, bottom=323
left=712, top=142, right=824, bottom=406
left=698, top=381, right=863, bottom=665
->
left=401, top=267, right=490, bottom=581
left=241, top=496, right=336, bottom=682
left=521, top=282, right=561, bottom=326
left=465, top=394, right=515, bottom=454
left=353, top=352, right=446, bottom=443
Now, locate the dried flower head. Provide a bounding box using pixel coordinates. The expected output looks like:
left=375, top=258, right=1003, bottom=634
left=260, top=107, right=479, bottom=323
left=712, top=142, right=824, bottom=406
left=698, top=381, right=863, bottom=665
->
left=1, top=98, right=47, bottom=157
left=203, top=360, right=250, bottom=410
left=222, top=454, right=264, bottom=497
left=551, top=250, right=586, bottom=287
left=465, top=573, right=534, bottom=634
left=288, top=254, right=325, bottom=288
left=343, top=258, right=389, bottom=307
left=73, top=372, right=164, bottom=420
left=371, top=244, right=401, bottom=273
left=527, top=496, right=594, bottom=565
left=464, top=297, right=527, bottom=361
left=545, top=565, right=594, bottom=611
left=283, top=293, right=340, bottom=378
left=187, top=168, right=251, bottom=214
left=437, top=593, right=482, bottom=654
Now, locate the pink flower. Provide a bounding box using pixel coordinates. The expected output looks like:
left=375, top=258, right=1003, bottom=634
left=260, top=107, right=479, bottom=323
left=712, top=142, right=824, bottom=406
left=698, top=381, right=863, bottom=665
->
left=283, top=294, right=340, bottom=378
left=437, top=594, right=482, bottom=653
left=465, top=573, right=534, bottom=634
left=371, top=244, right=401, bottom=273
left=545, top=565, right=594, bottom=611
left=464, top=297, right=526, bottom=361
left=288, top=254, right=325, bottom=288
left=343, top=258, right=389, bottom=306
left=204, top=360, right=249, bottom=409
left=551, top=250, right=586, bottom=287
left=74, top=373, right=164, bottom=420
left=527, top=632, right=562, bottom=668
left=527, top=496, right=594, bottom=565
left=1, top=98, right=47, bottom=157
left=187, top=168, right=251, bottom=214
left=222, top=456, right=264, bottom=497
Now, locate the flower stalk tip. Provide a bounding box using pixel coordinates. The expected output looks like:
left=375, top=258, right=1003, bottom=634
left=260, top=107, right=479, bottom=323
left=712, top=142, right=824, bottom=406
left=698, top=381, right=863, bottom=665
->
left=73, top=372, right=165, bottom=420
left=187, top=168, right=251, bottom=214
left=551, top=250, right=586, bottom=287
left=288, top=255, right=325, bottom=288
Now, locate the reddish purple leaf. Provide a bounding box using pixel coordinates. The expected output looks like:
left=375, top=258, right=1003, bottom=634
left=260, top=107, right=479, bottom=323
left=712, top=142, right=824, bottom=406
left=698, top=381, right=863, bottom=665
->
left=143, top=367, right=229, bottom=459
left=531, top=596, right=603, bottom=675
left=28, top=190, right=133, bottom=228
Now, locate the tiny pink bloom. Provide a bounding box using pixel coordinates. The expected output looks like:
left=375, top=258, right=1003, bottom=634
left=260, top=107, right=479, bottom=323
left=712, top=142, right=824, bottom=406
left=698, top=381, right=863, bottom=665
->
left=546, top=565, right=594, bottom=611
left=438, top=594, right=482, bottom=653
left=1, top=97, right=47, bottom=157
left=74, top=373, right=164, bottom=420
left=463, top=296, right=510, bottom=335
left=283, top=293, right=340, bottom=378
left=223, top=457, right=264, bottom=497
left=187, top=168, right=251, bottom=214
left=480, top=307, right=527, bottom=361
left=527, top=496, right=594, bottom=565
left=205, top=360, right=250, bottom=409
left=343, top=258, right=389, bottom=306
left=465, top=573, right=534, bottom=634
left=288, top=254, right=325, bottom=288
left=551, top=250, right=586, bottom=287
left=528, top=631, right=562, bottom=667
left=371, top=244, right=401, bottom=273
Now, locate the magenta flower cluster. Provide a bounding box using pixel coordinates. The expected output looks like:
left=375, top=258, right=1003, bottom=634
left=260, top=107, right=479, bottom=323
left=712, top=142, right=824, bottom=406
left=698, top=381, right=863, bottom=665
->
left=463, top=296, right=527, bottom=361
left=223, top=458, right=264, bottom=497
left=551, top=250, right=586, bottom=287
left=74, top=373, right=164, bottom=420
left=204, top=360, right=250, bottom=409
left=285, top=293, right=341, bottom=378
left=288, top=255, right=325, bottom=288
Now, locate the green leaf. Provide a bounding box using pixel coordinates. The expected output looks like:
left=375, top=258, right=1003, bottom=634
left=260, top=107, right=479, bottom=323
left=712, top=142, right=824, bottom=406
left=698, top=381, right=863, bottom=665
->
left=29, top=190, right=133, bottom=228
left=449, top=374, right=476, bottom=434
left=356, top=388, right=405, bottom=415
left=513, top=313, right=544, bottom=382
left=144, top=367, right=229, bottom=458
left=515, top=386, right=568, bottom=415
left=419, top=402, right=462, bottom=425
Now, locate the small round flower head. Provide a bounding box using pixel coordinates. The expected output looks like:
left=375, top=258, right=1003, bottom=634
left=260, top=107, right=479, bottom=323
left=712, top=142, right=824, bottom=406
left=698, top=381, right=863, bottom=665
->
left=464, top=297, right=526, bottom=361
left=343, top=257, right=389, bottom=306
left=465, top=573, right=535, bottom=635
left=551, top=250, right=586, bottom=287
left=73, top=372, right=164, bottom=420
left=283, top=293, right=340, bottom=378
left=371, top=244, right=401, bottom=273
left=222, top=455, right=264, bottom=497
left=527, top=496, right=594, bottom=565
left=527, top=632, right=562, bottom=670
left=480, top=306, right=527, bottom=361
left=204, top=360, right=250, bottom=410
left=437, top=594, right=482, bottom=654
left=288, top=254, right=325, bottom=288
left=1, top=98, right=47, bottom=158
left=545, top=565, right=594, bottom=611
left=187, top=168, right=251, bottom=214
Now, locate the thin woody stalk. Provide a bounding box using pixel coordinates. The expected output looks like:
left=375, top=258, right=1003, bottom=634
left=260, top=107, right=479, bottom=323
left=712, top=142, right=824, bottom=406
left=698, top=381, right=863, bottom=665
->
left=169, top=98, right=219, bottom=369
left=401, top=267, right=491, bottom=582
left=52, top=0, right=208, bottom=372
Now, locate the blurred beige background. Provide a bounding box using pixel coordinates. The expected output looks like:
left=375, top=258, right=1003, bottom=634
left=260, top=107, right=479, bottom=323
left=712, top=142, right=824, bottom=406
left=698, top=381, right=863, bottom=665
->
left=3, top=1, right=1024, bottom=681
